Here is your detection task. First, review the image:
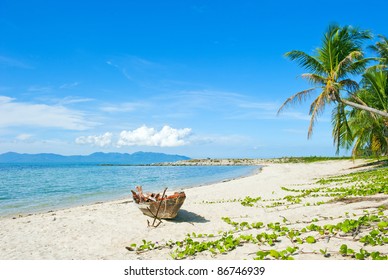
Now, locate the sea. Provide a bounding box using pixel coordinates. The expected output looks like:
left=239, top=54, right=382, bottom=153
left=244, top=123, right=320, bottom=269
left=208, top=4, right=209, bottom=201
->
left=0, top=163, right=259, bottom=217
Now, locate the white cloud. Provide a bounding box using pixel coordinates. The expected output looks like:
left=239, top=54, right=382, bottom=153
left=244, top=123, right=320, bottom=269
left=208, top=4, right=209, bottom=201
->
left=0, top=55, right=32, bottom=69
left=0, top=95, right=97, bottom=130
left=15, top=134, right=33, bottom=141
left=59, top=97, right=94, bottom=105
left=27, top=85, right=52, bottom=93
left=238, top=101, right=279, bottom=111
left=101, top=102, right=146, bottom=113
left=117, top=125, right=192, bottom=147
left=0, top=96, right=15, bottom=103
left=59, top=82, right=80, bottom=89
left=190, top=134, right=251, bottom=146
left=280, top=111, right=311, bottom=121
left=283, top=128, right=306, bottom=134
left=106, top=56, right=161, bottom=82
left=75, top=132, right=113, bottom=147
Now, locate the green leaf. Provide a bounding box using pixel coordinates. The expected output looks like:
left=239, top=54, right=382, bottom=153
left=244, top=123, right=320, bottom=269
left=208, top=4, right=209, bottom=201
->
left=270, top=250, right=280, bottom=259
left=355, top=253, right=365, bottom=260
left=377, top=221, right=388, bottom=229
left=287, top=246, right=297, bottom=254
left=306, top=236, right=316, bottom=244
left=339, top=244, right=348, bottom=255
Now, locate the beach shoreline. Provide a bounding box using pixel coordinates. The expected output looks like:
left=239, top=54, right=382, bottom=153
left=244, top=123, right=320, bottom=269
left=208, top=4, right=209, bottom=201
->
left=0, top=164, right=261, bottom=219
left=0, top=159, right=387, bottom=260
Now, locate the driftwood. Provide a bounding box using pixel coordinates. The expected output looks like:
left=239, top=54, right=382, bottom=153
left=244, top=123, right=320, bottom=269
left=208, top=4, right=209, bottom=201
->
left=131, top=186, right=186, bottom=222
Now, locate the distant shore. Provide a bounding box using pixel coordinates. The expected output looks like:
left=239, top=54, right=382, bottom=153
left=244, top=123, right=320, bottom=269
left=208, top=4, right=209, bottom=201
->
left=150, top=156, right=352, bottom=166
left=98, top=158, right=266, bottom=166
left=0, top=159, right=387, bottom=260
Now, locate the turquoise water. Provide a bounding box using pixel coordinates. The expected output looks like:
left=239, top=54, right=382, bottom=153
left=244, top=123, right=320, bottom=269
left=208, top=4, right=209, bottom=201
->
left=0, top=163, right=258, bottom=216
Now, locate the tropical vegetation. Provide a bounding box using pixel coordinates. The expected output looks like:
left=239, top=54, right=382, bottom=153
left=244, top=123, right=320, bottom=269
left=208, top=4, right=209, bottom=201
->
left=279, top=24, right=388, bottom=157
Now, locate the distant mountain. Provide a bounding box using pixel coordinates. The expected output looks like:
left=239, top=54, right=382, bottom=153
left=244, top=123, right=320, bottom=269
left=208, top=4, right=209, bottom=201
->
left=0, top=152, right=190, bottom=164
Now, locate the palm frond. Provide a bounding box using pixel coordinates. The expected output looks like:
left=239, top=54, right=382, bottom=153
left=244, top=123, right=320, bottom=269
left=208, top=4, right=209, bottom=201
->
left=371, top=135, right=382, bottom=155
left=339, top=79, right=359, bottom=95
left=344, top=57, right=374, bottom=76
left=366, top=63, right=388, bottom=72
left=351, top=130, right=365, bottom=157
left=277, top=88, right=316, bottom=115
left=335, top=52, right=372, bottom=79
left=335, top=51, right=362, bottom=76
left=331, top=103, right=353, bottom=154
left=340, top=25, right=372, bottom=46
left=300, top=73, right=326, bottom=85
left=307, top=93, right=326, bottom=138
left=284, top=51, right=326, bottom=75
left=369, top=35, right=388, bottom=62
left=319, top=25, right=370, bottom=75
left=362, top=69, right=388, bottom=112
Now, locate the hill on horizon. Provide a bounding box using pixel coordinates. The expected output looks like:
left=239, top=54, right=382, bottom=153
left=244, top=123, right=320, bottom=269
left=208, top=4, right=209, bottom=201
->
left=0, top=151, right=190, bottom=164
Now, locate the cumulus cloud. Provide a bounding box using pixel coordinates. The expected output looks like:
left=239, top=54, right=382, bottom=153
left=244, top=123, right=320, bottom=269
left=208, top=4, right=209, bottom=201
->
left=74, top=126, right=191, bottom=148
left=0, top=95, right=97, bottom=130
left=75, top=132, right=113, bottom=147
left=117, top=125, right=192, bottom=147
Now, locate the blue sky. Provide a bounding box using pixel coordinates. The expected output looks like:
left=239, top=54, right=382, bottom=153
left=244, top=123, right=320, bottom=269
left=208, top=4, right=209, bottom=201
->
left=0, top=0, right=387, bottom=158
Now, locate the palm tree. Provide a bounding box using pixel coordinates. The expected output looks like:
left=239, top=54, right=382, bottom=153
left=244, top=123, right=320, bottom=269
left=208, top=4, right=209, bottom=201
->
left=337, top=69, right=388, bottom=156
left=346, top=109, right=387, bottom=157
left=369, top=35, right=388, bottom=66
left=278, top=24, right=388, bottom=141
left=368, top=34, right=388, bottom=139
left=362, top=69, right=388, bottom=113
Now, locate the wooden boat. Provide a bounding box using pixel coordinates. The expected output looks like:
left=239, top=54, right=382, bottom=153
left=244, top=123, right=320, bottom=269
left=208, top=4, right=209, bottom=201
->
left=131, top=186, right=186, bottom=219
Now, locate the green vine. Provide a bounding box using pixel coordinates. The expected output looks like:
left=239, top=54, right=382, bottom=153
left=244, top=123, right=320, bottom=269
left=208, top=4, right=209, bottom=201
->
left=127, top=208, right=388, bottom=260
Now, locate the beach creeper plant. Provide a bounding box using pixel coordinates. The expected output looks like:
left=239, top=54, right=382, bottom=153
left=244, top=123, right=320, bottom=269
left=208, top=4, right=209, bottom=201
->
left=127, top=209, right=388, bottom=260
left=239, top=165, right=388, bottom=209
left=199, top=163, right=387, bottom=210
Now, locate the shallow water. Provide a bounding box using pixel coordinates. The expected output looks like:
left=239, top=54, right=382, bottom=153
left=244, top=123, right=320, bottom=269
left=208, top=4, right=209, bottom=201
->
left=0, top=163, right=258, bottom=216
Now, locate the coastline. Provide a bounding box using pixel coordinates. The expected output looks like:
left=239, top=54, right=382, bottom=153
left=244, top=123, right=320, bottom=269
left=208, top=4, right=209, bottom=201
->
left=0, top=163, right=261, bottom=219
left=0, top=159, right=387, bottom=260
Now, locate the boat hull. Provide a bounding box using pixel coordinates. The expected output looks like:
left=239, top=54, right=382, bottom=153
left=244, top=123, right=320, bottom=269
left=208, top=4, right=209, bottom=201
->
left=136, top=195, right=186, bottom=219
left=131, top=186, right=186, bottom=219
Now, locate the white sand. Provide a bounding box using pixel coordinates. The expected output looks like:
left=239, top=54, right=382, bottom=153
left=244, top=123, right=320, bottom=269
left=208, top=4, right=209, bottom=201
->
left=1, top=159, right=387, bottom=260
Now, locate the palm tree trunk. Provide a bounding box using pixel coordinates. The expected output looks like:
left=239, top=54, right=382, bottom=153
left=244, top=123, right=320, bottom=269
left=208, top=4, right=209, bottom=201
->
left=340, top=99, right=388, bottom=118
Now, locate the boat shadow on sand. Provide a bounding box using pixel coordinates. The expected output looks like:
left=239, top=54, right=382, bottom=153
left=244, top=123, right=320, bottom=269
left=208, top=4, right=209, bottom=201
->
left=171, top=209, right=209, bottom=224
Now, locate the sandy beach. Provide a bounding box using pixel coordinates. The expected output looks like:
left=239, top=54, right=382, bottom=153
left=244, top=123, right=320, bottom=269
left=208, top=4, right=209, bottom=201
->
left=1, top=159, right=387, bottom=260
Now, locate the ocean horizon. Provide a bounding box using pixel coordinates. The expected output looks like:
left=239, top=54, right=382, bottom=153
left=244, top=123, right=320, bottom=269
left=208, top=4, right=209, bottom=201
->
left=0, top=163, right=259, bottom=217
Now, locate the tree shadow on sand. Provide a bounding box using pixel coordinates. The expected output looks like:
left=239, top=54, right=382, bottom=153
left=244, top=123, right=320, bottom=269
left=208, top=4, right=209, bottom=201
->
left=172, top=209, right=209, bottom=224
